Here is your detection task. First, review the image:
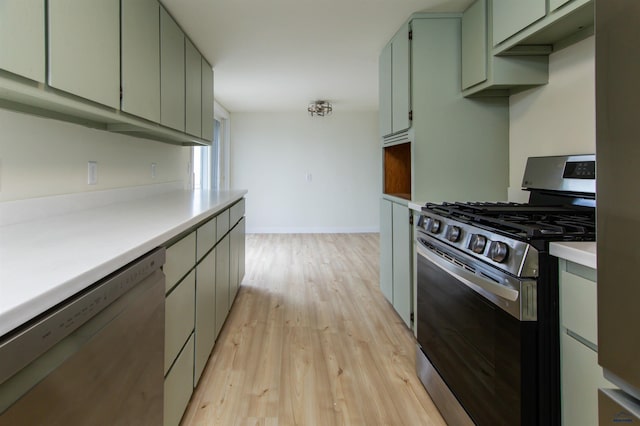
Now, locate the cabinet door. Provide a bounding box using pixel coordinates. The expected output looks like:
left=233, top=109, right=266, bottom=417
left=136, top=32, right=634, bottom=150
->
left=195, top=248, right=215, bottom=385
left=229, top=223, right=239, bottom=302
left=550, top=0, right=571, bottom=12
left=48, top=0, right=120, bottom=108
left=561, top=333, right=613, bottom=426
left=379, top=199, right=393, bottom=304
left=185, top=39, right=202, bottom=137
left=160, top=6, right=185, bottom=131
left=379, top=42, right=392, bottom=137
left=164, top=333, right=194, bottom=426
left=392, top=202, right=411, bottom=328
left=492, top=0, right=546, bottom=46
left=165, top=270, right=195, bottom=374
left=215, top=234, right=230, bottom=337
left=0, top=1, right=45, bottom=82
left=238, top=217, right=246, bottom=284
left=462, top=0, right=488, bottom=90
left=201, top=59, right=214, bottom=142
left=121, top=0, right=160, bottom=122
left=391, top=23, right=410, bottom=133
left=164, top=231, right=196, bottom=293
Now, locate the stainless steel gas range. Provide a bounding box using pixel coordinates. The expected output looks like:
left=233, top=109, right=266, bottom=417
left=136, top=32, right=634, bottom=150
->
left=414, top=154, right=596, bottom=426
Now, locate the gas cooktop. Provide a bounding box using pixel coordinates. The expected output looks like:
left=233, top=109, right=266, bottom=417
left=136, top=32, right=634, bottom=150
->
left=422, top=202, right=595, bottom=241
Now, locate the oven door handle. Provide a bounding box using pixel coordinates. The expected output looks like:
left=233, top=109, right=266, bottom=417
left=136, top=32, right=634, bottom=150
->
left=416, top=243, right=519, bottom=302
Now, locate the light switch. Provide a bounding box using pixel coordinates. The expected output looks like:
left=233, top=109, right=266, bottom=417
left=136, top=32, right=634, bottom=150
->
left=88, top=161, right=98, bottom=185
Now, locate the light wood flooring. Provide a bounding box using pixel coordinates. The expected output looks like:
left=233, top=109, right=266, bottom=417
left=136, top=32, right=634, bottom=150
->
left=182, top=233, right=446, bottom=426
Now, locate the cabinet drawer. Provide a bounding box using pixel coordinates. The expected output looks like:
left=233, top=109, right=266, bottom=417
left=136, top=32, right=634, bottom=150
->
left=197, top=217, right=216, bottom=261
left=216, top=209, right=230, bottom=241
left=560, top=261, right=597, bottom=346
left=164, top=333, right=194, bottom=426
left=230, top=199, right=245, bottom=227
left=164, top=232, right=196, bottom=293
left=164, top=270, right=195, bottom=374
left=561, top=332, right=613, bottom=426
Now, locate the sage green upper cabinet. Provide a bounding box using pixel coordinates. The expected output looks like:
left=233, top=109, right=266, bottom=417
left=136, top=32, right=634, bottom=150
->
left=391, top=23, right=410, bottom=135
left=201, top=60, right=214, bottom=141
left=461, top=0, right=487, bottom=89
left=160, top=7, right=185, bottom=132
left=492, top=0, right=546, bottom=46
left=550, top=0, right=572, bottom=12
left=0, top=1, right=45, bottom=83
left=121, top=0, right=160, bottom=123
left=379, top=24, right=410, bottom=138
left=185, top=39, right=202, bottom=137
left=48, top=0, right=120, bottom=109
left=461, top=0, right=548, bottom=96
left=378, top=43, right=392, bottom=137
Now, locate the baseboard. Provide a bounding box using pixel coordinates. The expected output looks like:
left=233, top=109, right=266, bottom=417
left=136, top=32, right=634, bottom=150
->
left=247, top=226, right=379, bottom=234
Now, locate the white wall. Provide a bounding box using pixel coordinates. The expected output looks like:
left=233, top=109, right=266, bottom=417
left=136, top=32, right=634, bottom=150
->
left=0, top=108, right=190, bottom=202
left=230, top=111, right=380, bottom=233
left=509, top=36, right=595, bottom=202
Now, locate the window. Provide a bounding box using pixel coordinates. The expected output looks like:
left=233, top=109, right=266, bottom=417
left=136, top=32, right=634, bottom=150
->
left=192, top=118, right=222, bottom=190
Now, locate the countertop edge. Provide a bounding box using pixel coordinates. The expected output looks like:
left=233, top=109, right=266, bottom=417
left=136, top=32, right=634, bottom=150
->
left=549, top=241, right=597, bottom=269
left=0, top=189, right=247, bottom=338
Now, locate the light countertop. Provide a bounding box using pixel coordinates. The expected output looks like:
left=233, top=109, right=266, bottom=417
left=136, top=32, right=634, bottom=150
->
left=0, top=189, right=246, bottom=338
left=549, top=241, right=596, bottom=269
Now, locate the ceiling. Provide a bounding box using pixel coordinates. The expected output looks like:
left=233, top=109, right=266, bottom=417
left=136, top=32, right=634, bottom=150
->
left=160, top=0, right=474, bottom=113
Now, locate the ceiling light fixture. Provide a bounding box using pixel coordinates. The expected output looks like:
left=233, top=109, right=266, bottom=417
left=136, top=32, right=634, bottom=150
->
left=307, top=100, right=333, bottom=117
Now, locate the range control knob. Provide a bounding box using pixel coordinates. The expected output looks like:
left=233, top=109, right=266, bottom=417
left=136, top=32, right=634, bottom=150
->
left=469, top=234, right=487, bottom=254
left=423, top=217, right=432, bottom=231
left=489, top=241, right=509, bottom=263
left=430, top=219, right=442, bottom=234
left=445, top=225, right=461, bottom=242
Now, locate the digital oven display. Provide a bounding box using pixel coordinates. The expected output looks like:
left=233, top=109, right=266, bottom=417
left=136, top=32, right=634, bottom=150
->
left=563, top=161, right=595, bottom=179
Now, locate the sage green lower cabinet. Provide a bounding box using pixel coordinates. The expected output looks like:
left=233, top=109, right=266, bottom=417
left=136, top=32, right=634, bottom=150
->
left=559, top=259, right=614, bottom=426
left=163, top=198, right=246, bottom=423
left=215, top=234, right=231, bottom=337
left=164, top=334, right=195, bottom=426
left=379, top=198, right=412, bottom=328
left=194, top=248, right=215, bottom=385
left=379, top=199, right=394, bottom=303
left=164, top=270, right=195, bottom=374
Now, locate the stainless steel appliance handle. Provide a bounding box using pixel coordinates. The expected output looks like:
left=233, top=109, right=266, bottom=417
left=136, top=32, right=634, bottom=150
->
left=416, top=242, right=519, bottom=302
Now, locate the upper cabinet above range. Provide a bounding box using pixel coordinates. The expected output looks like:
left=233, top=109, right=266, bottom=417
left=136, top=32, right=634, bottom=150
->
left=0, top=0, right=214, bottom=146
left=461, top=0, right=594, bottom=97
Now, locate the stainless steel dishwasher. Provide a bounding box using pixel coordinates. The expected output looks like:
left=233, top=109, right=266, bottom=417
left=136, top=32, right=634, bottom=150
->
left=0, top=247, right=165, bottom=425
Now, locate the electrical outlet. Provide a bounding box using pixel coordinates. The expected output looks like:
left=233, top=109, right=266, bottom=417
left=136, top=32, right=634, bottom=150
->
left=88, top=161, right=98, bottom=185
left=151, top=163, right=157, bottom=179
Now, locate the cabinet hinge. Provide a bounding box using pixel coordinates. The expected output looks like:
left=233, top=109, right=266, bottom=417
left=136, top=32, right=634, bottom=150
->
left=409, top=30, right=413, bottom=40
left=410, top=312, right=414, bottom=323
left=409, top=214, right=414, bottom=225
left=409, top=110, right=413, bottom=121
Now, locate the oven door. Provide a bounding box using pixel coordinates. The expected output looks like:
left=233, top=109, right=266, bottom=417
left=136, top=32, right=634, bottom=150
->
left=416, top=233, right=538, bottom=426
